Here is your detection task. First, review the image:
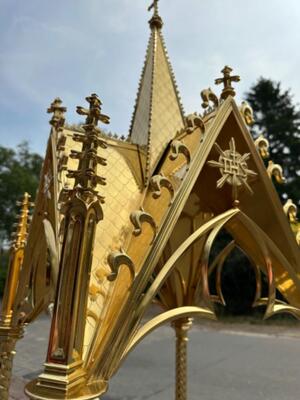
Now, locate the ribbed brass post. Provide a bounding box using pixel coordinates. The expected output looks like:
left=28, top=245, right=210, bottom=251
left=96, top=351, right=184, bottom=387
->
left=173, top=318, right=192, bottom=400
left=26, top=94, right=110, bottom=399
left=0, top=193, right=32, bottom=399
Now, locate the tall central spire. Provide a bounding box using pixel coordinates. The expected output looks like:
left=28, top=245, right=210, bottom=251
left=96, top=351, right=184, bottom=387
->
left=129, top=1, right=185, bottom=184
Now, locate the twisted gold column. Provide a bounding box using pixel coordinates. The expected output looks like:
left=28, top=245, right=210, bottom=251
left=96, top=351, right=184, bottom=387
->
left=173, top=318, right=192, bottom=400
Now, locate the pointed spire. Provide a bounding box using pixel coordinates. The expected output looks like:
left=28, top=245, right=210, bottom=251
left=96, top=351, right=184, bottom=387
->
left=129, top=1, right=185, bottom=184
left=12, top=193, right=33, bottom=251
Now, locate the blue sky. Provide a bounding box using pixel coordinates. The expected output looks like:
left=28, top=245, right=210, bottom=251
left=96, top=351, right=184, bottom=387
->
left=1, top=0, right=300, bottom=155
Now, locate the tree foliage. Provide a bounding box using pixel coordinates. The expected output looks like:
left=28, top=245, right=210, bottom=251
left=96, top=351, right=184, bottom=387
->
left=0, top=142, right=43, bottom=245
left=246, top=78, right=300, bottom=204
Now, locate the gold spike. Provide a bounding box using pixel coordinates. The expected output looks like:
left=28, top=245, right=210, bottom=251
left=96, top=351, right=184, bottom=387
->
left=2, top=192, right=33, bottom=321
left=12, top=193, right=32, bottom=252
left=0, top=193, right=33, bottom=400
left=129, top=3, right=185, bottom=184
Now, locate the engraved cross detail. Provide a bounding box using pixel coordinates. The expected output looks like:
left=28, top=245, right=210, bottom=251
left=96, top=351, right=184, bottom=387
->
left=208, top=137, right=257, bottom=202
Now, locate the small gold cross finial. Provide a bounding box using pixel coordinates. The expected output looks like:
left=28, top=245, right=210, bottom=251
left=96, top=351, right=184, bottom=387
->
left=76, top=93, right=110, bottom=127
left=148, top=0, right=159, bottom=14
left=148, top=0, right=163, bottom=29
left=47, top=97, right=67, bottom=128
left=215, top=66, right=240, bottom=100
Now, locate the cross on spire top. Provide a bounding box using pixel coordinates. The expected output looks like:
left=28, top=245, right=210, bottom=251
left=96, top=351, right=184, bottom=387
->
left=148, top=0, right=159, bottom=14
left=215, top=66, right=240, bottom=100
left=148, top=0, right=163, bottom=29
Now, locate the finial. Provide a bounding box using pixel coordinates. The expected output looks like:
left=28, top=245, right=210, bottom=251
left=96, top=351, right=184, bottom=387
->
left=215, top=66, right=240, bottom=100
left=47, top=98, right=67, bottom=129
left=12, top=192, right=33, bottom=251
left=148, top=0, right=163, bottom=29
left=66, top=94, right=110, bottom=204
left=76, top=93, right=110, bottom=127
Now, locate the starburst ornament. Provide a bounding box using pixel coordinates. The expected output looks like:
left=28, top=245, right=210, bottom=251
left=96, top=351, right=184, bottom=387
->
left=208, top=137, right=257, bottom=203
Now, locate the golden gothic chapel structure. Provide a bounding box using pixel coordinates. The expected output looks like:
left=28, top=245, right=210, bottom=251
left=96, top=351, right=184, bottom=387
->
left=1, top=2, right=300, bottom=400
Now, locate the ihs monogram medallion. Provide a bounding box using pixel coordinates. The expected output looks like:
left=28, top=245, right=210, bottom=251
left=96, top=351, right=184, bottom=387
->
left=208, top=137, right=257, bottom=202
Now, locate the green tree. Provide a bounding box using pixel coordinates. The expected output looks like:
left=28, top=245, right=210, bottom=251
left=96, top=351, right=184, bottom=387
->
left=246, top=78, right=300, bottom=205
left=0, top=141, right=43, bottom=245
left=0, top=142, right=42, bottom=294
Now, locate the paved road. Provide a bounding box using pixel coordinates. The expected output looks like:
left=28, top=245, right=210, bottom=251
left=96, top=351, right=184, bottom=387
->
left=9, top=315, right=300, bottom=399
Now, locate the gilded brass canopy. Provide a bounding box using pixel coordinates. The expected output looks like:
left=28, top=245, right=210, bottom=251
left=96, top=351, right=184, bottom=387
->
left=0, top=4, right=299, bottom=400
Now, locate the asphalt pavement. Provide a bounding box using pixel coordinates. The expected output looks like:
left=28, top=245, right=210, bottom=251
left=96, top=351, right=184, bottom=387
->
left=9, top=315, right=300, bottom=400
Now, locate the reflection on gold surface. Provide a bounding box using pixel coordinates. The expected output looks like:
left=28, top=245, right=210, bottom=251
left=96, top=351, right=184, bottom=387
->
left=0, top=3, right=299, bottom=399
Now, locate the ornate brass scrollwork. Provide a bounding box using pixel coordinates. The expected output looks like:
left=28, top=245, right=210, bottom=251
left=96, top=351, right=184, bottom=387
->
left=239, top=101, right=254, bottom=126
left=267, top=160, right=286, bottom=184
left=169, top=140, right=191, bottom=169
left=185, top=113, right=205, bottom=134
left=200, top=88, right=219, bottom=110
left=107, top=250, right=136, bottom=282
left=254, top=134, right=270, bottom=159
left=149, top=173, right=174, bottom=200
left=130, top=209, right=157, bottom=241
left=283, top=199, right=298, bottom=223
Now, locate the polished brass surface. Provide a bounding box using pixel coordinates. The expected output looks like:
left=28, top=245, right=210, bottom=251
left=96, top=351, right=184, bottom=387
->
left=185, top=113, right=205, bottom=135
left=267, top=160, right=286, bottom=184
left=208, top=137, right=257, bottom=201
left=129, top=0, right=185, bottom=181
left=201, top=88, right=219, bottom=110
left=239, top=100, right=254, bottom=126
left=173, top=318, right=193, bottom=400
left=0, top=193, right=32, bottom=399
left=215, top=66, right=240, bottom=100
left=283, top=199, right=300, bottom=246
left=21, top=89, right=300, bottom=400
left=0, top=326, right=23, bottom=398
left=1, top=193, right=32, bottom=325
left=26, top=94, right=110, bottom=399
left=1, top=4, right=300, bottom=400
left=254, top=134, right=270, bottom=159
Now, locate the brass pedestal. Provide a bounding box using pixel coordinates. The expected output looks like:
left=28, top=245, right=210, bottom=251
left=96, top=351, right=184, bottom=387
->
left=25, top=378, right=107, bottom=400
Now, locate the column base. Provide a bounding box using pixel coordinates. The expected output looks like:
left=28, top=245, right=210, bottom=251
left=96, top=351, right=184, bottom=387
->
left=25, top=377, right=108, bottom=400
left=25, top=360, right=108, bottom=400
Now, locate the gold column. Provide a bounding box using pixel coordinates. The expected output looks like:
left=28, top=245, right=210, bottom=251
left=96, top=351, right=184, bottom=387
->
left=173, top=318, right=192, bottom=400
left=0, top=193, right=32, bottom=399
left=26, top=93, right=110, bottom=400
